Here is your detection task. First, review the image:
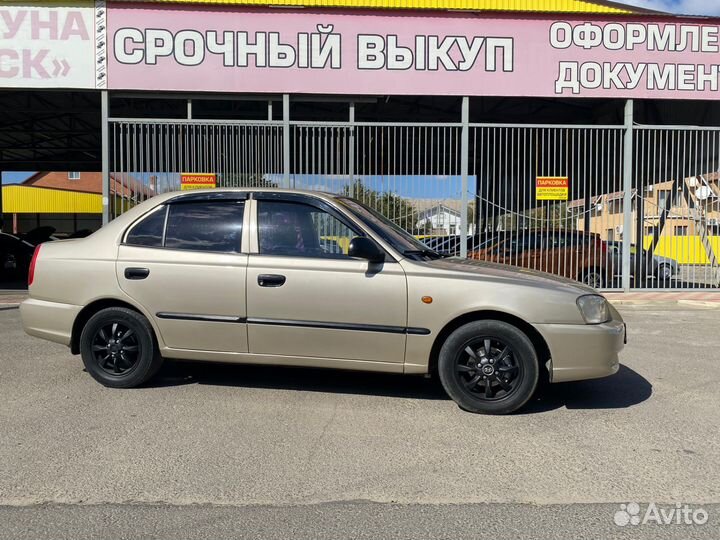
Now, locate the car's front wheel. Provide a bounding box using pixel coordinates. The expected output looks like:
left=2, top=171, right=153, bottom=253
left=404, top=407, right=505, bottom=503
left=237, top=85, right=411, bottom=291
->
left=79, top=307, right=162, bottom=388
left=437, top=320, right=539, bottom=414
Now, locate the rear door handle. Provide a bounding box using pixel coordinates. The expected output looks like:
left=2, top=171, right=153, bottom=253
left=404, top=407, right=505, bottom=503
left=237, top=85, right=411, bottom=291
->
left=257, top=274, right=286, bottom=287
left=124, top=267, right=150, bottom=280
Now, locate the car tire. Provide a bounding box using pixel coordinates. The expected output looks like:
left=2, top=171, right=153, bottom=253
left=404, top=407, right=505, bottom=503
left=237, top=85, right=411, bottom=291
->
left=657, top=264, right=673, bottom=281
left=437, top=320, right=539, bottom=415
left=581, top=268, right=604, bottom=289
left=80, top=307, right=162, bottom=388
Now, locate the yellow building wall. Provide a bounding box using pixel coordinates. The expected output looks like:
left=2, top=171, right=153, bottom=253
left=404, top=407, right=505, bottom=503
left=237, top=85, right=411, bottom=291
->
left=643, top=236, right=720, bottom=265
left=2, top=185, right=102, bottom=214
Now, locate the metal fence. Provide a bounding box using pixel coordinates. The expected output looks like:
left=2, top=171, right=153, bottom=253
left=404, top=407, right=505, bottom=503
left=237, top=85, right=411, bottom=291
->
left=469, top=125, right=625, bottom=289
left=108, top=117, right=720, bottom=291
left=633, top=127, right=720, bottom=290
left=110, top=121, right=284, bottom=218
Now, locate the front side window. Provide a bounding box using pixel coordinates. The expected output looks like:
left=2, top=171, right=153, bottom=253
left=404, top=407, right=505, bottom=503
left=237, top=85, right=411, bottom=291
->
left=125, top=201, right=245, bottom=253
left=257, top=201, right=360, bottom=258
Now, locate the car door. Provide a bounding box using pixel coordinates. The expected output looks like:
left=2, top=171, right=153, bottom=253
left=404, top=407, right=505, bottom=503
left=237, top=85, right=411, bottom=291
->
left=116, top=193, right=249, bottom=353
left=245, top=194, right=408, bottom=364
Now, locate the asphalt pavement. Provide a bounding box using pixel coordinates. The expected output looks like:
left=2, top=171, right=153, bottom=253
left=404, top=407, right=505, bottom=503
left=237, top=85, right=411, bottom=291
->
left=1, top=305, right=718, bottom=538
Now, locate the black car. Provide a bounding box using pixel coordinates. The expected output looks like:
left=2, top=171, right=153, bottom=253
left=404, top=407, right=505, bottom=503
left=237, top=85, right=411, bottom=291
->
left=0, top=232, right=35, bottom=282
left=0, top=226, right=58, bottom=284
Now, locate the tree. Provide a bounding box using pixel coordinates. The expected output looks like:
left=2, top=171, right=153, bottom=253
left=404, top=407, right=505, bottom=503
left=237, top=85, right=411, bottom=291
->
left=342, top=180, right=418, bottom=232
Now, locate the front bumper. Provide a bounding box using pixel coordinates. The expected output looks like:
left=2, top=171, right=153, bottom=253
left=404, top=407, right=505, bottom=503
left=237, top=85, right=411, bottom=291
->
left=19, top=298, right=82, bottom=347
left=535, top=317, right=625, bottom=383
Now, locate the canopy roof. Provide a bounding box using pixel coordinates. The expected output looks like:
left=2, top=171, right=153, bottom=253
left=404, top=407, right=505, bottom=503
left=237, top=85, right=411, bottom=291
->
left=55, top=0, right=662, bottom=14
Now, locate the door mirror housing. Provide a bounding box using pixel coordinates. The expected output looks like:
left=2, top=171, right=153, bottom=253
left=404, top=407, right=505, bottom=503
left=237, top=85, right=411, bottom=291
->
left=348, top=236, right=385, bottom=263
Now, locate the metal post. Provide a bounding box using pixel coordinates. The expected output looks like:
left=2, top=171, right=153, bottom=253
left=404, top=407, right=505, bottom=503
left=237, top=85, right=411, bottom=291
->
left=187, top=99, right=193, bottom=119
left=460, top=97, right=469, bottom=258
left=267, top=100, right=273, bottom=121
left=283, top=94, right=290, bottom=188
left=622, top=99, right=634, bottom=292
left=101, top=91, right=110, bottom=226
left=348, top=102, right=355, bottom=183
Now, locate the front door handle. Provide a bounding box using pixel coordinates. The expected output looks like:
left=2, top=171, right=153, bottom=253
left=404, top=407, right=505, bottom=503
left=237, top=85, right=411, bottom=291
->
left=124, top=267, right=150, bottom=280
left=258, top=274, right=286, bottom=287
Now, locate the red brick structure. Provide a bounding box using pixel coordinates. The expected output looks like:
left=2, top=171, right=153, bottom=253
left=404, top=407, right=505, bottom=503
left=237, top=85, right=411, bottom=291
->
left=23, top=172, right=153, bottom=198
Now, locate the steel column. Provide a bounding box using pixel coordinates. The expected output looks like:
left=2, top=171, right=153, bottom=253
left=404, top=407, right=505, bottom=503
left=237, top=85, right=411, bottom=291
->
left=101, top=91, right=110, bottom=226
left=622, top=99, right=634, bottom=292
left=348, top=102, right=355, bottom=183
left=460, top=97, right=469, bottom=258
left=283, top=94, right=290, bottom=187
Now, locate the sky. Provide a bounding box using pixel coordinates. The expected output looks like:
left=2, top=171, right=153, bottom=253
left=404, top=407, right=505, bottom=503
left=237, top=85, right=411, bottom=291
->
left=619, top=0, right=720, bottom=15
left=2, top=172, right=34, bottom=185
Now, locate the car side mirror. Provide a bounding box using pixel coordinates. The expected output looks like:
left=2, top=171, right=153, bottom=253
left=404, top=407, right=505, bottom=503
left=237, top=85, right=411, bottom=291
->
left=348, top=236, right=385, bottom=264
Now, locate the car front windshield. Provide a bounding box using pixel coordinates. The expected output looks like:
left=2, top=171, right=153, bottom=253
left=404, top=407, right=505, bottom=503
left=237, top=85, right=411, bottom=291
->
left=337, top=197, right=442, bottom=259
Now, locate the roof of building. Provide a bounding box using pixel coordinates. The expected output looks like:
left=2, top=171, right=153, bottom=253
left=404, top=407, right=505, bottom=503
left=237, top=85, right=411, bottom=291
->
left=413, top=200, right=465, bottom=216
left=22, top=171, right=153, bottom=198
left=106, top=0, right=662, bottom=14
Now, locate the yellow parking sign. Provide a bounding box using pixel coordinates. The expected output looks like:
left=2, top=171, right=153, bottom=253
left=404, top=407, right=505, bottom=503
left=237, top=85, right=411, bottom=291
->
left=536, top=176, right=569, bottom=201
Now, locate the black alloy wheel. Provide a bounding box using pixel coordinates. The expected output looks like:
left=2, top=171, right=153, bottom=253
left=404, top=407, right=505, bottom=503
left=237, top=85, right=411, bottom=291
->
left=455, top=337, right=521, bottom=401
left=438, top=320, right=539, bottom=414
left=80, top=307, right=163, bottom=388
left=91, top=322, right=141, bottom=376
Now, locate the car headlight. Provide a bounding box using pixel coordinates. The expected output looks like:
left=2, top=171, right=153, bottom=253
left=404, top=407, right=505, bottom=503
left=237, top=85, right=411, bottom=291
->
left=576, top=294, right=611, bottom=324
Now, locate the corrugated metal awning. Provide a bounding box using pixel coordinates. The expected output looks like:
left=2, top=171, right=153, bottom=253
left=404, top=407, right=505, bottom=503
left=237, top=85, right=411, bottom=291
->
left=2, top=185, right=102, bottom=214
left=106, top=0, right=649, bottom=14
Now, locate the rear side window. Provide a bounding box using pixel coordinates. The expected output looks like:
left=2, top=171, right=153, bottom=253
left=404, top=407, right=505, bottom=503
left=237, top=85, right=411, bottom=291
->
left=126, top=207, right=166, bottom=247
left=165, top=201, right=245, bottom=253
left=125, top=201, right=245, bottom=253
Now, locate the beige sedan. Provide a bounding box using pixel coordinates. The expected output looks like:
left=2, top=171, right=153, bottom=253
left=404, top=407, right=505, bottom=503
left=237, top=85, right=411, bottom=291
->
left=20, top=189, right=625, bottom=414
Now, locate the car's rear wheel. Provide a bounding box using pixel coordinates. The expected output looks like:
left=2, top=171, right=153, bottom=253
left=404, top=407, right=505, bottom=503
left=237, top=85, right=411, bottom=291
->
left=657, top=264, right=673, bottom=281
left=581, top=268, right=604, bottom=289
left=80, top=307, right=162, bottom=388
left=437, top=320, right=539, bottom=414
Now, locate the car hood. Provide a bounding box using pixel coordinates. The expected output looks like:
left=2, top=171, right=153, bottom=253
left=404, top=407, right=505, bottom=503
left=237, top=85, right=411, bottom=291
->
left=419, top=257, right=597, bottom=295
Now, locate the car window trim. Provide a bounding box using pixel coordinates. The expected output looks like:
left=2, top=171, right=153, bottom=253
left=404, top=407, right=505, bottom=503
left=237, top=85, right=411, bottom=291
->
left=167, top=191, right=249, bottom=204
left=254, top=192, right=364, bottom=233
